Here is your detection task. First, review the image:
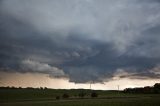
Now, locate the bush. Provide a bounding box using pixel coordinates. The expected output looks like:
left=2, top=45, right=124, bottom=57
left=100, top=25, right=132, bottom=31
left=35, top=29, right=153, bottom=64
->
left=62, top=93, right=69, bottom=99
left=56, top=96, right=60, bottom=100
left=91, top=92, right=98, bottom=98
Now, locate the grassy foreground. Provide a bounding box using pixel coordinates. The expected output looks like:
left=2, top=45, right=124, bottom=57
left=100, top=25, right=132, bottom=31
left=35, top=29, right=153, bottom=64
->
left=0, top=88, right=160, bottom=106
left=1, top=97, right=160, bottom=106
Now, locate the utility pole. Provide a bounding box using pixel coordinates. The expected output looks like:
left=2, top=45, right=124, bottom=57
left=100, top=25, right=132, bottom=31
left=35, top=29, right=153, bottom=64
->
left=118, top=85, right=119, bottom=91
left=90, top=81, right=94, bottom=90
left=117, top=85, right=120, bottom=94
left=90, top=82, right=92, bottom=90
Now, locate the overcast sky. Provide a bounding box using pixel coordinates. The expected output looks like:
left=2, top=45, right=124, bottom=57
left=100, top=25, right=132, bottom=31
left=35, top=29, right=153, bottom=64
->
left=0, top=0, right=160, bottom=89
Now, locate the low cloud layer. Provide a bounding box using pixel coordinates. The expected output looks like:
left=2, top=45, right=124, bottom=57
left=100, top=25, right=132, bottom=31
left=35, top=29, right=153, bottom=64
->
left=21, top=60, right=65, bottom=77
left=0, top=0, right=160, bottom=83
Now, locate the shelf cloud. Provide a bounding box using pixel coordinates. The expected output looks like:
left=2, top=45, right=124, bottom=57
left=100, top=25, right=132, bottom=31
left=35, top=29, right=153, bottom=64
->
left=0, top=0, right=160, bottom=83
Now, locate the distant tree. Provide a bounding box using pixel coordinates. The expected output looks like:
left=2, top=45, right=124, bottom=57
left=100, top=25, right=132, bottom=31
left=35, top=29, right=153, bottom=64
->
left=44, top=87, right=48, bottom=90
left=62, top=93, right=69, bottom=99
left=124, top=88, right=131, bottom=93
left=26, top=87, right=34, bottom=89
left=11, top=86, right=16, bottom=89
left=91, top=92, right=98, bottom=98
left=143, top=86, right=153, bottom=94
left=154, top=83, right=160, bottom=93
left=154, top=83, right=160, bottom=89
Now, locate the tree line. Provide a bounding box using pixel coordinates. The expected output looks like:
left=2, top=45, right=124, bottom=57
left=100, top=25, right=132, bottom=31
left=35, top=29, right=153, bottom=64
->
left=1, top=83, right=160, bottom=94
left=123, top=83, right=160, bottom=94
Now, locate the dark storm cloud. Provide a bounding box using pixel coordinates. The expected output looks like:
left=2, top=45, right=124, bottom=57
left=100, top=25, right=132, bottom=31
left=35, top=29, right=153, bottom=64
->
left=0, top=0, right=160, bottom=83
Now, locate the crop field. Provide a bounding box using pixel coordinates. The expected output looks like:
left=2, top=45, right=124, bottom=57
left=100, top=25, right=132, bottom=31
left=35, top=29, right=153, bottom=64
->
left=0, top=89, right=160, bottom=106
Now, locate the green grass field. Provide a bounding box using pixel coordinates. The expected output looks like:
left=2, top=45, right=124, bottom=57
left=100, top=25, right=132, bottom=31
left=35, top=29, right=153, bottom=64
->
left=1, top=89, right=160, bottom=106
